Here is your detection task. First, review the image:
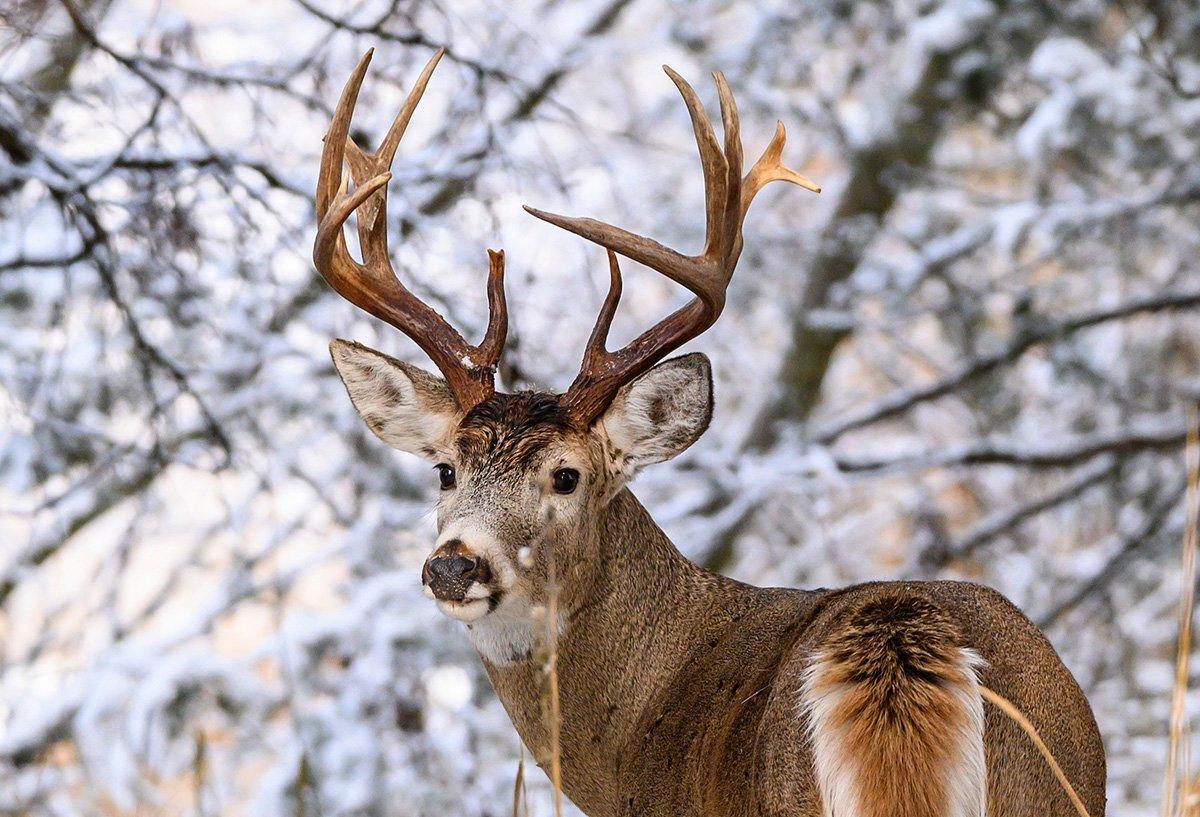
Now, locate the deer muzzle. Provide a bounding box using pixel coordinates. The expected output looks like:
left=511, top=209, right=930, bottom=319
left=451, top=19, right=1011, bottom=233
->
left=422, top=539, right=494, bottom=607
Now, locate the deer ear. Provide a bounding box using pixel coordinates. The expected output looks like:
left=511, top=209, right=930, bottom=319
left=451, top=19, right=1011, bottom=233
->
left=599, top=352, right=713, bottom=478
left=330, top=339, right=461, bottom=460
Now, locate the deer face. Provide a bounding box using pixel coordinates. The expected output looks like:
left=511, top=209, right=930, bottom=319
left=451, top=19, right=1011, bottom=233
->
left=330, top=340, right=712, bottom=637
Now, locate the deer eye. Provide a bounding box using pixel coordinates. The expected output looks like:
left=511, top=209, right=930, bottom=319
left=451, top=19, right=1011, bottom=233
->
left=435, top=463, right=456, bottom=490
left=552, top=468, right=580, bottom=495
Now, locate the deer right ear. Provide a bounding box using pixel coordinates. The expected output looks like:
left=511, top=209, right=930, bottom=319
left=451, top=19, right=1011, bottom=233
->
left=329, top=339, right=461, bottom=460
left=599, top=352, right=714, bottom=479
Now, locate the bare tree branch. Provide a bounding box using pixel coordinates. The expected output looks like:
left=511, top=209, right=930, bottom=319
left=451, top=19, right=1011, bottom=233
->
left=835, top=417, right=1187, bottom=473
left=816, top=287, right=1200, bottom=445
left=917, top=455, right=1120, bottom=574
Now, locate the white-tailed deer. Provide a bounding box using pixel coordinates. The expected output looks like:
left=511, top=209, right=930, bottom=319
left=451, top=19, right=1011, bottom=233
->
left=315, top=49, right=1106, bottom=817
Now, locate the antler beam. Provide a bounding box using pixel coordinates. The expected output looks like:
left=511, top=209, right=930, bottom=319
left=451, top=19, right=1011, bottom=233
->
left=314, top=48, right=508, bottom=410
left=526, top=66, right=818, bottom=425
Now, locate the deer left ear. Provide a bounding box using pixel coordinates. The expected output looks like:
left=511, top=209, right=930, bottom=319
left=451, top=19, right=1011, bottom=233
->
left=599, top=352, right=713, bottom=478
left=329, top=339, right=462, bottom=460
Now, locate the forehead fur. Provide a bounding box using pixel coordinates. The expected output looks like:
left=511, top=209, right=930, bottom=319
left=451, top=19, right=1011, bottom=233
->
left=455, top=392, right=578, bottom=469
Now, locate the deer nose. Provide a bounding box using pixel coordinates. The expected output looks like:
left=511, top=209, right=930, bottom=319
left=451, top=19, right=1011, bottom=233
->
left=428, top=554, right=477, bottom=580
left=423, top=540, right=491, bottom=602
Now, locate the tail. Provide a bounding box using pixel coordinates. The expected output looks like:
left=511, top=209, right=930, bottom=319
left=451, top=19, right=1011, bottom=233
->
left=801, top=591, right=987, bottom=817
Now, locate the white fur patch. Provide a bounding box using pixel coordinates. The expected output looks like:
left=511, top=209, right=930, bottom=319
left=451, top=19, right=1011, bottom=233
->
left=803, top=664, right=862, bottom=817
left=464, top=583, right=492, bottom=600
left=942, top=648, right=987, bottom=817
left=801, top=647, right=987, bottom=817
left=465, top=596, right=541, bottom=665
left=436, top=596, right=492, bottom=623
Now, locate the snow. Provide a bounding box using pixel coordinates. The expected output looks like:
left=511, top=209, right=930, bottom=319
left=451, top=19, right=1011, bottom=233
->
left=1, top=0, right=1198, bottom=815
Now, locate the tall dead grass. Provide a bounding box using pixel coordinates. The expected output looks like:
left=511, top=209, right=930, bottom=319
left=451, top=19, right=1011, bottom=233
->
left=515, top=508, right=563, bottom=817
left=1161, top=409, right=1200, bottom=817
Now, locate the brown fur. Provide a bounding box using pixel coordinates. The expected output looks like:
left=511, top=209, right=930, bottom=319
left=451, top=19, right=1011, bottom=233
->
left=479, top=490, right=1106, bottom=817
left=456, top=392, right=578, bottom=471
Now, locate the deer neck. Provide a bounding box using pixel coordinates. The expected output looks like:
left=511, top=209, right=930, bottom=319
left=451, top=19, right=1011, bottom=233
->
left=475, top=488, right=762, bottom=810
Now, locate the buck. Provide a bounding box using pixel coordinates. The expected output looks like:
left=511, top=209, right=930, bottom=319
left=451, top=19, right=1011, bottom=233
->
left=314, top=49, right=1106, bottom=817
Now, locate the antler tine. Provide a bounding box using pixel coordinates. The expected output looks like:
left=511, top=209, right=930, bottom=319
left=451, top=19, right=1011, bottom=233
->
left=342, top=48, right=444, bottom=250
left=578, top=250, right=624, bottom=370
left=663, top=66, right=728, bottom=262
left=714, top=71, right=743, bottom=268
left=743, top=121, right=821, bottom=213
left=525, top=66, right=819, bottom=425
left=521, top=207, right=708, bottom=302
left=478, top=249, right=509, bottom=365
left=313, top=49, right=508, bottom=410
left=316, top=49, right=372, bottom=219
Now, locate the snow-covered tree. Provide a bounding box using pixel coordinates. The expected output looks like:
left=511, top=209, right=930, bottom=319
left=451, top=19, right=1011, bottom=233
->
left=1, top=0, right=1197, bottom=814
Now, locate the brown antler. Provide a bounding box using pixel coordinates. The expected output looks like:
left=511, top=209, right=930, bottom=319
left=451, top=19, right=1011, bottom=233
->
left=525, top=66, right=819, bottom=425
left=314, top=48, right=508, bottom=410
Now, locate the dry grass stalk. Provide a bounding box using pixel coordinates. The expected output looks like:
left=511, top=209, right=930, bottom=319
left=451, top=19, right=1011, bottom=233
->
left=1164, top=408, right=1200, bottom=817
left=511, top=506, right=566, bottom=816
left=978, top=685, right=1094, bottom=817
left=1161, top=407, right=1200, bottom=815
left=193, top=730, right=209, bottom=817
left=1178, top=774, right=1200, bottom=817
left=512, top=748, right=528, bottom=817
left=539, top=509, right=564, bottom=817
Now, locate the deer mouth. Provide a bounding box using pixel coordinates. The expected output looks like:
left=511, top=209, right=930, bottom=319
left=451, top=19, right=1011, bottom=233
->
left=428, top=583, right=500, bottom=622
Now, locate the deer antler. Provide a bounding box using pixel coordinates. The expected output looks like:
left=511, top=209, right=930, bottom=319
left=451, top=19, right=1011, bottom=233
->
left=525, top=66, right=819, bottom=425
left=314, top=48, right=508, bottom=410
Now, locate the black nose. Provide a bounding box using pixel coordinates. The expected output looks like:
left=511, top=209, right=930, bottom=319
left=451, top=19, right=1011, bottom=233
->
left=428, top=554, right=477, bottom=581
left=423, top=545, right=493, bottom=602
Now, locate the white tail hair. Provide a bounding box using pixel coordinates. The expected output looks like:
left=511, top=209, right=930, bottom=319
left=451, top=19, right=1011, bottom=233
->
left=801, top=593, right=987, bottom=817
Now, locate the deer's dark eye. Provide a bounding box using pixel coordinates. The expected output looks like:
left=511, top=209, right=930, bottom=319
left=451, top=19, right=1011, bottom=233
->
left=435, top=463, right=456, bottom=490
left=552, top=468, right=580, bottom=494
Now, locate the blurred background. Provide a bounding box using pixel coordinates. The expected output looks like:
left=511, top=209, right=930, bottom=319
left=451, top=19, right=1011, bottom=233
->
left=1, top=0, right=1198, bottom=814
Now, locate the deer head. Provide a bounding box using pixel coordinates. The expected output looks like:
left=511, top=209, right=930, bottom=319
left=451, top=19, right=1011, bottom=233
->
left=315, top=49, right=817, bottom=630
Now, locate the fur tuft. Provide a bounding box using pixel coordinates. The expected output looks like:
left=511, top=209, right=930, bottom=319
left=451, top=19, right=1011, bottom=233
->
left=801, top=592, right=987, bottom=817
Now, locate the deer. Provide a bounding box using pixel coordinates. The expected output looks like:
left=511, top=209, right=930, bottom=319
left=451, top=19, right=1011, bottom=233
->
left=313, top=48, right=1106, bottom=817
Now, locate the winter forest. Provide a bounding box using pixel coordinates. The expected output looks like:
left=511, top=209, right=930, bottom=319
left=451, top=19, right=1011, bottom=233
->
left=1, top=0, right=1199, bottom=814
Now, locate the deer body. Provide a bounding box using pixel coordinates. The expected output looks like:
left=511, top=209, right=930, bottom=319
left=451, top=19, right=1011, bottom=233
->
left=313, top=50, right=1107, bottom=817
left=478, top=489, right=1105, bottom=817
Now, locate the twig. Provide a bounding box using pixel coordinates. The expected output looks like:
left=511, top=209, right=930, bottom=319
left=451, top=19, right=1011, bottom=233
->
left=289, top=0, right=510, bottom=83
left=920, top=456, right=1119, bottom=571
left=1039, top=479, right=1187, bottom=629
left=836, top=418, right=1187, bottom=474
